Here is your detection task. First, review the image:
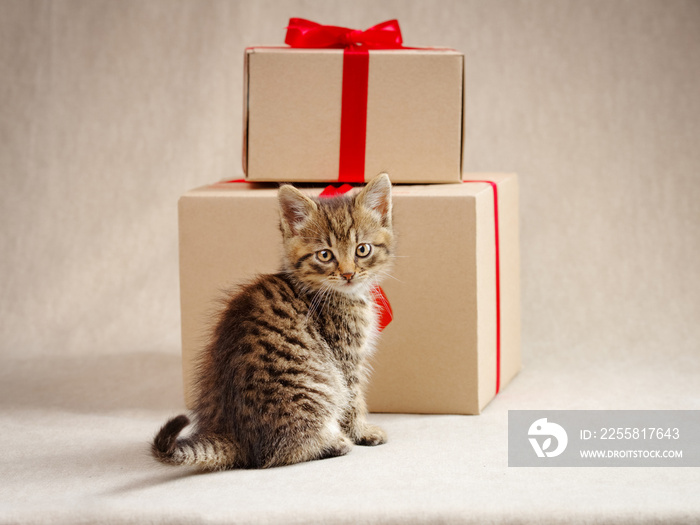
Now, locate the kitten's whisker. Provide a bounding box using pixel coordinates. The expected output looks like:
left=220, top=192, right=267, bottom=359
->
left=306, top=281, right=333, bottom=322
left=370, top=282, right=393, bottom=318
left=316, top=286, right=332, bottom=318
left=319, top=283, right=335, bottom=318
left=307, top=287, right=325, bottom=322
left=306, top=287, right=321, bottom=319
left=376, top=270, right=403, bottom=283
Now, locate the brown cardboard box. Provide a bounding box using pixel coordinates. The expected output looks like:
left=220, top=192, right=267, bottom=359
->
left=243, top=47, right=464, bottom=183
left=179, top=175, right=520, bottom=414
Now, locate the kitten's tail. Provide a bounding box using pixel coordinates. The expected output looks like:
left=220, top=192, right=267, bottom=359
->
left=151, top=415, right=237, bottom=470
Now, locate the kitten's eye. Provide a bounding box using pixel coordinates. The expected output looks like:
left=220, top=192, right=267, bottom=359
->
left=316, top=250, right=334, bottom=263
left=356, top=243, right=372, bottom=258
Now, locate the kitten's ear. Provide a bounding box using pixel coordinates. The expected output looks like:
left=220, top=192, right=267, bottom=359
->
left=278, top=185, right=318, bottom=235
left=357, top=173, right=392, bottom=227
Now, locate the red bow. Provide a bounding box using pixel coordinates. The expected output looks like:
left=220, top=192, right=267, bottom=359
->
left=285, top=18, right=404, bottom=50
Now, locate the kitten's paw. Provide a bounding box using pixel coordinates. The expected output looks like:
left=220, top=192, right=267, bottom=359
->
left=353, top=424, right=387, bottom=446
left=323, top=436, right=353, bottom=458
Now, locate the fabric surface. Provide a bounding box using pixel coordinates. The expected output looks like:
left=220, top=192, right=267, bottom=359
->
left=1, top=350, right=699, bottom=524
left=1, top=1, right=699, bottom=523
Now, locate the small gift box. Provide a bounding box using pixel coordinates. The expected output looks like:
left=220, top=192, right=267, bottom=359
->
left=243, top=19, right=464, bottom=184
left=178, top=175, right=521, bottom=415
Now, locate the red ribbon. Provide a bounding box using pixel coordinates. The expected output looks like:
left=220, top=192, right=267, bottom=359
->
left=285, top=19, right=405, bottom=183
left=463, top=180, right=501, bottom=394
left=318, top=183, right=354, bottom=197
left=285, top=18, right=404, bottom=50
left=370, top=285, right=394, bottom=333
left=338, top=50, right=369, bottom=182
left=319, top=184, right=393, bottom=331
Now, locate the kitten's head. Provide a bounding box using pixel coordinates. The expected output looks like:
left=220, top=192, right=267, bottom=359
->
left=278, top=174, right=394, bottom=297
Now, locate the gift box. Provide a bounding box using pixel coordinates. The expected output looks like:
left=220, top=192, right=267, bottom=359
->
left=179, top=174, right=520, bottom=415
left=243, top=43, right=464, bottom=184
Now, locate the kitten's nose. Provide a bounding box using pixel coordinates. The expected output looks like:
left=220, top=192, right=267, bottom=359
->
left=340, top=272, right=355, bottom=282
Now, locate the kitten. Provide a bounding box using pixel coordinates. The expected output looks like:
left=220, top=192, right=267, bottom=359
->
left=152, top=174, right=394, bottom=470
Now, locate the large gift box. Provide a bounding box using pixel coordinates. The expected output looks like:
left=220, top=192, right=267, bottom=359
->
left=243, top=24, right=464, bottom=184
left=179, top=174, right=520, bottom=414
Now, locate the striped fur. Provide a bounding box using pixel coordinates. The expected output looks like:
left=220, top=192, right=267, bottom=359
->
left=152, top=174, right=394, bottom=470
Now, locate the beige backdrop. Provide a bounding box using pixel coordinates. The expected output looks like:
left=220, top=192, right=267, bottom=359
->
left=2, top=0, right=698, bottom=365
left=2, top=1, right=699, bottom=523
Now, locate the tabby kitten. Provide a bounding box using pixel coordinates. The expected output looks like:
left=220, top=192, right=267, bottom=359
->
left=152, top=174, right=394, bottom=470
